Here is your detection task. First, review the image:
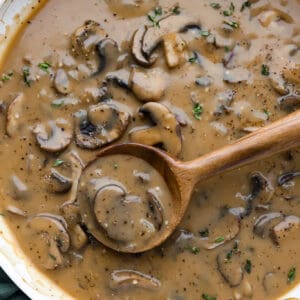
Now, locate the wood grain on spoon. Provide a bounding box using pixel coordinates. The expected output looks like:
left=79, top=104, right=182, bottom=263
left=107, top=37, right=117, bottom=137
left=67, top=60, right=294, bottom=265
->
left=97, top=109, right=300, bottom=252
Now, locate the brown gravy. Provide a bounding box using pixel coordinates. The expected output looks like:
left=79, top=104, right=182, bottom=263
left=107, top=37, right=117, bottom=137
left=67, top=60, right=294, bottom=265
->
left=0, top=0, right=299, bottom=299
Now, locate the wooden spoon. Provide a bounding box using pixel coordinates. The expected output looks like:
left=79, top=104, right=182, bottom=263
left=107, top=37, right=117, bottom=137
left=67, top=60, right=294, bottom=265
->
left=94, top=110, right=300, bottom=253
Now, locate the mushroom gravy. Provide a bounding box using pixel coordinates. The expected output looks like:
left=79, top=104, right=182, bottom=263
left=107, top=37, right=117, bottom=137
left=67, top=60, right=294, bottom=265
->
left=0, top=0, right=299, bottom=299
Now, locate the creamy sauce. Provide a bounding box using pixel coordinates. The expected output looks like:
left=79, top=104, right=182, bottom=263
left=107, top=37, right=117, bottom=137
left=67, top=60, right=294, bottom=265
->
left=0, top=0, right=299, bottom=299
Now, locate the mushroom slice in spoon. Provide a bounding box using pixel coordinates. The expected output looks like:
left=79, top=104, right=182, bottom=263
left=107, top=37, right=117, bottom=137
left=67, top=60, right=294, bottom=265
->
left=71, top=20, right=105, bottom=56
left=109, top=269, right=161, bottom=290
left=27, top=214, right=70, bottom=269
left=132, top=26, right=156, bottom=67
left=33, top=118, right=73, bottom=153
left=142, top=14, right=200, bottom=58
left=129, top=102, right=182, bottom=156
left=130, top=67, right=168, bottom=102
left=6, top=93, right=25, bottom=137
left=75, top=103, right=130, bottom=150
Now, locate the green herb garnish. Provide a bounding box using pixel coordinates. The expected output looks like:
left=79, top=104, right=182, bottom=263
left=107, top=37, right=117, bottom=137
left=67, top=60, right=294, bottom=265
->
left=223, top=2, right=235, bottom=16
left=261, top=64, right=270, bottom=76
left=172, top=5, right=180, bottom=15
left=240, top=1, right=251, bottom=12
left=199, top=228, right=209, bottom=237
left=223, top=19, right=239, bottom=28
left=288, top=267, right=296, bottom=283
left=53, top=159, right=64, bottom=167
left=38, top=62, right=51, bottom=73
left=22, top=66, right=31, bottom=87
left=202, top=294, right=217, bottom=300
left=192, top=103, right=203, bottom=120
left=1, top=71, right=13, bottom=82
left=51, top=99, right=65, bottom=108
left=200, top=30, right=210, bottom=37
left=245, top=259, right=252, bottom=274
left=188, top=55, right=197, bottom=63
left=263, top=108, right=270, bottom=120
left=215, top=236, right=225, bottom=243
left=147, top=7, right=162, bottom=27
left=226, top=250, right=233, bottom=261
left=185, top=245, right=200, bottom=255
left=113, top=163, right=118, bottom=170
left=210, top=3, right=221, bottom=9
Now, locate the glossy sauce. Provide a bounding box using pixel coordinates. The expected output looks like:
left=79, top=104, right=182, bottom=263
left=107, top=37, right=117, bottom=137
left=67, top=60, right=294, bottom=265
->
left=0, top=0, right=299, bottom=299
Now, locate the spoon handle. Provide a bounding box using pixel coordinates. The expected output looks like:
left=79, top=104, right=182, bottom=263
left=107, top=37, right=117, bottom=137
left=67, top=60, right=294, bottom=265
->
left=182, top=110, right=300, bottom=185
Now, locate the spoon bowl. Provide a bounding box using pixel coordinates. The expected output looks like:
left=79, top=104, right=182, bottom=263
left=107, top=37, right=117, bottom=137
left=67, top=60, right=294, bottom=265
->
left=92, top=109, right=300, bottom=253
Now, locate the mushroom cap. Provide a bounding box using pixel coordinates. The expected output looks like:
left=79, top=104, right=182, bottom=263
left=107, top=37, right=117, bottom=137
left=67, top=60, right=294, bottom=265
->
left=71, top=20, right=105, bottom=56
left=96, top=38, right=119, bottom=73
left=75, top=102, right=130, bottom=150
left=33, top=118, right=73, bottom=153
left=130, top=67, right=168, bottom=102
left=142, top=14, right=200, bottom=57
left=129, top=102, right=182, bottom=156
left=132, top=27, right=156, bottom=67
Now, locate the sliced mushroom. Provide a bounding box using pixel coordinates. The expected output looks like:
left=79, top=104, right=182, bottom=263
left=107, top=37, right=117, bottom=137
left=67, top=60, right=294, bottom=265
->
left=202, top=214, right=240, bottom=250
left=33, top=118, right=73, bottom=153
left=142, top=14, right=200, bottom=58
left=253, top=212, right=284, bottom=238
left=278, top=93, right=300, bottom=112
left=263, top=272, right=281, bottom=294
left=75, top=103, right=130, bottom=150
left=269, top=215, right=300, bottom=245
left=217, top=249, right=244, bottom=287
left=48, top=168, right=72, bottom=193
left=6, top=205, right=26, bottom=217
left=130, top=67, right=168, bottom=102
left=147, top=188, right=164, bottom=230
left=11, top=175, right=29, bottom=200
left=223, top=67, right=251, bottom=83
left=109, top=269, right=161, bottom=290
left=96, top=38, right=119, bottom=73
left=27, top=214, right=70, bottom=269
left=53, top=69, right=72, bottom=95
left=163, top=33, right=186, bottom=68
left=132, top=26, right=156, bottom=67
left=6, top=93, right=25, bottom=137
left=71, top=20, right=105, bottom=56
left=106, top=69, right=131, bottom=89
left=129, top=102, right=182, bottom=156
left=269, top=72, right=289, bottom=95
left=278, top=171, right=300, bottom=186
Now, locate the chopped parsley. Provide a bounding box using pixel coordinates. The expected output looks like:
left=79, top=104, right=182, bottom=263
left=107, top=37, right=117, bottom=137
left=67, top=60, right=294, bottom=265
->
left=263, top=108, right=270, bottom=120
left=245, top=259, right=252, bottom=274
left=215, top=236, right=225, bottom=243
left=261, top=64, right=270, bottom=76
left=51, top=99, right=65, bottom=108
left=200, top=30, right=210, bottom=37
left=189, top=56, right=197, bottom=64
left=113, top=163, right=118, bottom=170
left=223, top=2, right=235, bottom=16
left=199, top=227, right=209, bottom=237
left=22, top=66, right=31, bottom=86
left=38, top=62, right=51, bottom=73
left=202, top=294, right=217, bottom=300
left=172, top=5, right=180, bottom=15
left=287, top=267, right=296, bottom=283
left=210, top=3, right=221, bottom=9
left=53, top=159, right=64, bottom=167
left=240, top=1, right=251, bottom=12
left=1, top=71, right=13, bottom=82
left=225, top=250, right=233, bottom=261
left=185, top=245, right=200, bottom=255
left=192, top=103, right=203, bottom=120
left=223, top=19, right=239, bottom=28
left=224, top=46, right=230, bottom=52
left=147, top=7, right=162, bottom=27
